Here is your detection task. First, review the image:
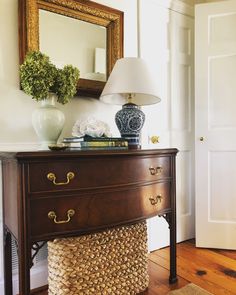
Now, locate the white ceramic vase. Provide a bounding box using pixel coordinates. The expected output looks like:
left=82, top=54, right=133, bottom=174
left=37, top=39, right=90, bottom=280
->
left=32, top=93, right=65, bottom=149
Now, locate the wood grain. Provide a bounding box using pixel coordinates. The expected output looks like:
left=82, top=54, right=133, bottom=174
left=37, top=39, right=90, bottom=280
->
left=3, top=149, right=177, bottom=294
left=151, top=240, right=236, bottom=295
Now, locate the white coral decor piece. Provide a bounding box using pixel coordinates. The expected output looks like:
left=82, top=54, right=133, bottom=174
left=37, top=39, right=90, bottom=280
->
left=72, top=117, right=112, bottom=138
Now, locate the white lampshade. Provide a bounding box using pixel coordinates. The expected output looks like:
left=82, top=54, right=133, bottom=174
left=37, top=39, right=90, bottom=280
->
left=100, top=57, right=161, bottom=105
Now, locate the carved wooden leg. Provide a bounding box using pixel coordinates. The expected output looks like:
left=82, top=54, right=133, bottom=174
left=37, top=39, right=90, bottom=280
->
left=18, top=237, right=31, bottom=294
left=169, top=211, right=177, bottom=284
left=161, top=213, right=178, bottom=284
left=4, top=227, right=13, bottom=295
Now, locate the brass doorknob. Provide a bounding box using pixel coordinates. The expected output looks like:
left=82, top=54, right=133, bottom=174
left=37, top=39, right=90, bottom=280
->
left=150, top=136, right=160, bottom=144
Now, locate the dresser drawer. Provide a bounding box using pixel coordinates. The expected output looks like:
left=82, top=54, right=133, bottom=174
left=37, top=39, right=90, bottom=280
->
left=27, top=156, right=171, bottom=193
left=29, top=182, right=171, bottom=239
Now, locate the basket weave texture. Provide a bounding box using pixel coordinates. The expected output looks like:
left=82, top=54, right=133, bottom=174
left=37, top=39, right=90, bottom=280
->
left=48, top=221, right=149, bottom=295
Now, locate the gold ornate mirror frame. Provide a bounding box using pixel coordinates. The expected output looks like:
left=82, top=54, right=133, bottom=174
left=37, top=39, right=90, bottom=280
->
left=19, top=0, right=124, bottom=97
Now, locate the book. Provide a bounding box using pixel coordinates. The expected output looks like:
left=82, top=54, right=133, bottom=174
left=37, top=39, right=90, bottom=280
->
left=63, top=136, right=127, bottom=143
left=84, top=136, right=127, bottom=142
left=68, top=146, right=128, bottom=150
left=63, top=137, right=84, bottom=143
left=66, top=140, right=128, bottom=148
left=62, top=135, right=129, bottom=149
left=81, top=141, right=128, bottom=148
left=66, top=142, right=81, bottom=148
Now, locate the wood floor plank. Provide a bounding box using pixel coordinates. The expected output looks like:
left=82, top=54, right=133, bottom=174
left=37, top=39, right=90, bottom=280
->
left=151, top=243, right=236, bottom=294
left=211, top=249, right=236, bottom=261
left=152, top=252, right=234, bottom=294
left=156, top=242, right=236, bottom=288
left=157, top=243, right=236, bottom=279
left=178, top=242, right=236, bottom=267
left=143, top=260, right=189, bottom=294
left=30, top=286, right=48, bottom=295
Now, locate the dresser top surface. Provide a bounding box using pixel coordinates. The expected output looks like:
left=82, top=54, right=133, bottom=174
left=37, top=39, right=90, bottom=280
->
left=0, top=148, right=178, bottom=160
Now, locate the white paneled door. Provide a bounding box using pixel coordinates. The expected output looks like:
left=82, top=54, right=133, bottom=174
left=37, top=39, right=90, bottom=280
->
left=195, top=0, right=236, bottom=249
left=139, top=0, right=195, bottom=251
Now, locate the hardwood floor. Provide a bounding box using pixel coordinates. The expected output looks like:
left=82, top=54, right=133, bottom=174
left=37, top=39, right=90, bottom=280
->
left=31, top=240, right=236, bottom=295
left=146, top=240, right=236, bottom=295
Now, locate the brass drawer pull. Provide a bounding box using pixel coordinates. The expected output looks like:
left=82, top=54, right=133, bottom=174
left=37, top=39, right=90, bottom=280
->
left=149, top=195, right=162, bottom=205
left=149, top=166, right=163, bottom=175
left=47, top=172, right=75, bottom=185
left=48, top=209, right=75, bottom=224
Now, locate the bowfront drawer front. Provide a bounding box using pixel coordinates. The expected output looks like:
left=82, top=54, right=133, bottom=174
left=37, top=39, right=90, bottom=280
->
left=27, top=156, right=171, bottom=193
left=29, top=182, right=171, bottom=239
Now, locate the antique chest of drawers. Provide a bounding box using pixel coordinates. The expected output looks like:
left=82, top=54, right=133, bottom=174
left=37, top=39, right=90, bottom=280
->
left=0, top=148, right=178, bottom=295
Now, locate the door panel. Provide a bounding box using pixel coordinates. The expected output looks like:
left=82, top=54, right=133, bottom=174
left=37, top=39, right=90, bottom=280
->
left=210, top=55, right=236, bottom=128
left=170, top=10, right=195, bottom=244
left=209, top=152, right=236, bottom=222
left=195, top=0, right=236, bottom=249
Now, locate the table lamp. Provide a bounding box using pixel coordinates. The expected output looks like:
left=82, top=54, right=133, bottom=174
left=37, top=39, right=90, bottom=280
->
left=100, top=57, right=161, bottom=148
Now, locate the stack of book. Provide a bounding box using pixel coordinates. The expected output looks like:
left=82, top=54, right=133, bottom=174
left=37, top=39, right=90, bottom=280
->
left=62, top=136, right=129, bottom=150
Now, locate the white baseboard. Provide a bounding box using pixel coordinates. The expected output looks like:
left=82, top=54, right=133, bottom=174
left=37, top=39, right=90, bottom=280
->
left=0, top=260, right=48, bottom=295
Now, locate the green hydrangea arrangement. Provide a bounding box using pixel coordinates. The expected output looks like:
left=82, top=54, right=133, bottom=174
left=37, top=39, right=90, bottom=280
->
left=54, top=65, right=80, bottom=105
left=20, top=51, right=80, bottom=104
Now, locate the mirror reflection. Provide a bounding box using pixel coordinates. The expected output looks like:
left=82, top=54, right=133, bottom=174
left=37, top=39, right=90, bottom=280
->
left=39, top=9, right=107, bottom=82
left=19, top=0, right=124, bottom=97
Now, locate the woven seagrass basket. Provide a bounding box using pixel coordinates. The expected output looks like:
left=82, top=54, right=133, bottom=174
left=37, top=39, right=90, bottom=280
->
left=47, top=221, right=149, bottom=295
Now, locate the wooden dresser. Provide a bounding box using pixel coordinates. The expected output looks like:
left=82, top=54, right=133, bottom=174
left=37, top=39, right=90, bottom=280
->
left=0, top=148, right=178, bottom=295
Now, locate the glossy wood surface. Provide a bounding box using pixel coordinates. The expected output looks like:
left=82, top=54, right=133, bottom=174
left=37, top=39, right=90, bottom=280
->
left=150, top=240, right=236, bottom=295
left=30, top=182, right=171, bottom=240
left=1, top=149, right=178, bottom=295
left=27, top=154, right=171, bottom=193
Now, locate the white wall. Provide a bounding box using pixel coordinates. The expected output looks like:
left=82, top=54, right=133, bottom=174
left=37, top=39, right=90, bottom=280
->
left=0, top=0, right=137, bottom=149
left=0, top=0, right=137, bottom=292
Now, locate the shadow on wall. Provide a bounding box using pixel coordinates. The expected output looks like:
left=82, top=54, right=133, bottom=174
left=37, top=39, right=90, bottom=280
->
left=58, top=97, right=120, bottom=141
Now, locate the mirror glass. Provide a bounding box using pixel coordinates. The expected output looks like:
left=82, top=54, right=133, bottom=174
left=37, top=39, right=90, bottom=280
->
left=19, top=0, right=124, bottom=97
left=39, top=10, right=107, bottom=82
